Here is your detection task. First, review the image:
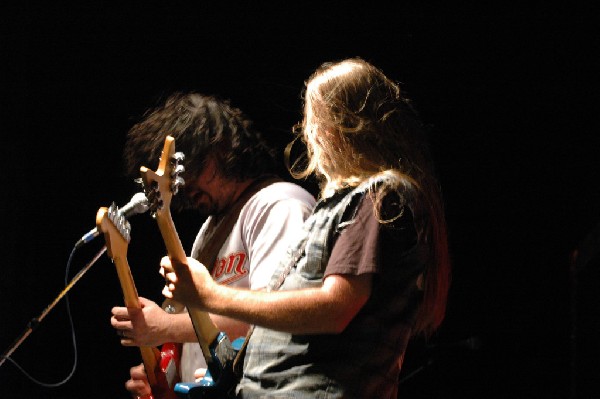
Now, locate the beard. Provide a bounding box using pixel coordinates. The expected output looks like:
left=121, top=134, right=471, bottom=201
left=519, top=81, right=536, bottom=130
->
left=189, top=190, right=222, bottom=217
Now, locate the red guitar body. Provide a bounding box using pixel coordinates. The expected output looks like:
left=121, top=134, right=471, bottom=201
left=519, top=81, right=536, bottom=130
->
left=141, top=342, right=182, bottom=399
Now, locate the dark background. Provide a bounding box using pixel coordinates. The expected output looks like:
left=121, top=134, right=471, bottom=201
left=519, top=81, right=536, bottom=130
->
left=2, top=2, right=599, bottom=398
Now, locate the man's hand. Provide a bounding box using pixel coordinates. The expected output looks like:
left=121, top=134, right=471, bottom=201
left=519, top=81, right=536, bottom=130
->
left=111, top=297, right=170, bottom=347
left=161, top=256, right=216, bottom=307
left=125, top=363, right=152, bottom=397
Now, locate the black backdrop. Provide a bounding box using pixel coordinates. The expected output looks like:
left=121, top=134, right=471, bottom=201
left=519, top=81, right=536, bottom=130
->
left=2, top=3, right=599, bottom=398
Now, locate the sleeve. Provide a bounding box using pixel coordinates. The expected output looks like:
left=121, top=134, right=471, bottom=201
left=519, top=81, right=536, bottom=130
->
left=325, top=196, right=381, bottom=277
left=244, top=198, right=314, bottom=290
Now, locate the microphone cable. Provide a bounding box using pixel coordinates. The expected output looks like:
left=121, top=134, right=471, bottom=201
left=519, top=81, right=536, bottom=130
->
left=1, top=242, right=107, bottom=387
left=2, top=192, right=149, bottom=386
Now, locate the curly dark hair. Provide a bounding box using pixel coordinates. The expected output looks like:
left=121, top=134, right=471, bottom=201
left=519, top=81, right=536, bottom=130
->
left=124, top=92, right=278, bottom=185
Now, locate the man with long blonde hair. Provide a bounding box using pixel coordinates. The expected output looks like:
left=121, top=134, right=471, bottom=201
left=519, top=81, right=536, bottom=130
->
left=162, top=58, right=451, bottom=398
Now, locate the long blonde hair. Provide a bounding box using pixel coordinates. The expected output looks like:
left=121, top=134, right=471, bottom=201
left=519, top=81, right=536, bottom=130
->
left=288, top=58, right=451, bottom=337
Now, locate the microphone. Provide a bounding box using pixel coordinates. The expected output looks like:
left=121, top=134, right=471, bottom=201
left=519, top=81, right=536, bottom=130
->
left=75, top=192, right=149, bottom=248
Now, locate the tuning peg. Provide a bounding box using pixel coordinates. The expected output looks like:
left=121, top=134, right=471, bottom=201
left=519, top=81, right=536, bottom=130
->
left=172, top=163, right=185, bottom=176
left=107, top=202, right=131, bottom=242
left=172, top=176, right=185, bottom=195
left=172, top=152, right=185, bottom=164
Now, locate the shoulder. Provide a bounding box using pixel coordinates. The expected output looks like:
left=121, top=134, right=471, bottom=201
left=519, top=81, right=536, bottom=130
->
left=338, top=174, right=417, bottom=231
left=248, top=181, right=316, bottom=209
left=238, top=181, right=316, bottom=230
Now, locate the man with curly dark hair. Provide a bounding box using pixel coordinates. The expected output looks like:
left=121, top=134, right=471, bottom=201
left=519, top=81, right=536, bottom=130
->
left=110, top=92, right=315, bottom=397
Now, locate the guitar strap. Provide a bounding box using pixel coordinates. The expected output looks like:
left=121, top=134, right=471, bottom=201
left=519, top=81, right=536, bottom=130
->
left=190, top=175, right=282, bottom=270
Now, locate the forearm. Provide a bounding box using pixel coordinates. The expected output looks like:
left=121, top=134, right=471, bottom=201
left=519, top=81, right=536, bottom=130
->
left=164, top=312, right=198, bottom=343
left=209, top=313, right=250, bottom=340
left=165, top=258, right=371, bottom=335
left=210, top=287, right=337, bottom=334
left=205, top=274, right=371, bottom=335
left=170, top=312, right=250, bottom=343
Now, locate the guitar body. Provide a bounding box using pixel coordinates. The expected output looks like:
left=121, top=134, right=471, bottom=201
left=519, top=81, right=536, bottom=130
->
left=159, top=342, right=182, bottom=389
left=135, top=343, right=182, bottom=399
left=146, top=342, right=183, bottom=399
left=173, top=337, right=245, bottom=399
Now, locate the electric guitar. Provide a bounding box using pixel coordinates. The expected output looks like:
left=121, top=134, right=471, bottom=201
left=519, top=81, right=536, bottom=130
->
left=140, top=136, right=241, bottom=399
left=96, top=203, right=181, bottom=399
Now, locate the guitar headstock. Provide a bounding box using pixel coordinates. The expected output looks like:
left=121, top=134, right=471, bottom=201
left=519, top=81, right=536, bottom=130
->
left=96, top=203, right=132, bottom=259
left=139, top=136, right=186, bottom=219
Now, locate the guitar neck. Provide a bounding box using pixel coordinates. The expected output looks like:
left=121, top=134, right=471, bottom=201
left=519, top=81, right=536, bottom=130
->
left=139, top=135, right=223, bottom=375
left=155, top=209, right=220, bottom=358
left=103, top=227, right=159, bottom=387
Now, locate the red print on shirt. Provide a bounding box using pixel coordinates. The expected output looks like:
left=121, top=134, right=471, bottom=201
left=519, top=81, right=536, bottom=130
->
left=212, top=252, right=248, bottom=285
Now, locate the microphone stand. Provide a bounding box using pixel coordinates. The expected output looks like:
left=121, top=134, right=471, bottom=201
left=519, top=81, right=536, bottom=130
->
left=0, top=245, right=107, bottom=368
